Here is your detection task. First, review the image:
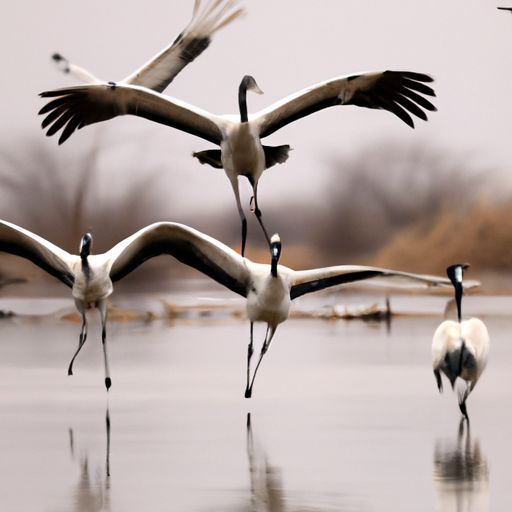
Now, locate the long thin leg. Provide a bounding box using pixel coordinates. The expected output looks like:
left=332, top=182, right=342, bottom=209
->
left=68, top=311, right=88, bottom=375
left=246, top=325, right=276, bottom=399
left=434, top=369, right=443, bottom=393
left=244, top=322, right=255, bottom=398
left=458, top=384, right=470, bottom=422
left=251, top=181, right=271, bottom=248
left=229, top=176, right=248, bottom=256
left=99, top=300, right=111, bottom=390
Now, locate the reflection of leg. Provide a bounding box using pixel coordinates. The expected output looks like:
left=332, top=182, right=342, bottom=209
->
left=69, top=428, right=75, bottom=458
left=246, top=325, right=276, bottom=398
left=99, top=301, right=111, bottom=390
left=246, top=412, right=254, bottom=461
left=252, top=183, right=271, bottom=247
left=244, top=323, right=255, bottom=398
left=246, top=412, right=257, bottom=509
left=106, top=407, right=111, bottom=477
left=457, top=416, right=466, bottom=441
left=68, top=311, right=88, bottom=375
left=230, top=176, right=248, bottom=256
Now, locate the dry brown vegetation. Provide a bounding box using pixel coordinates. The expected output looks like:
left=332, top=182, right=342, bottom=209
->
left=310, top=144, right=495, bottom=261
left=374, top=199, right=512, bottom=274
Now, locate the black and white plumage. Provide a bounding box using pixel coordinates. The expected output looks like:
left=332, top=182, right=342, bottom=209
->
left=49, top=0, right=244, bottom=91
left=431, top=264, right=490, bottom=422
left=39, top=70, right=437, bottom=255
left=0, top=220, right=469, bottom=397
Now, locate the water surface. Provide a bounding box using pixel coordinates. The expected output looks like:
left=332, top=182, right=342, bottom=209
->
left=0, top=291, right=510, bottom=512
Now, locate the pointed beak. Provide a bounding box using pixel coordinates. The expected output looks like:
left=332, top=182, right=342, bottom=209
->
left=252, top=83, right=264, bottom=95
left=454, top=265, right=463, bottom=284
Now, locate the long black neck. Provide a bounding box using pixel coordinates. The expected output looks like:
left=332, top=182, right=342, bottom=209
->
left=271, top=257, right=278, bottom=278
left=454, top=282, right=463, bottom=323
left=238, top=81, right=249, bottom=123
left=447, top=265, right=464, bottom=323
left=81, top=254, right=91, bottom=282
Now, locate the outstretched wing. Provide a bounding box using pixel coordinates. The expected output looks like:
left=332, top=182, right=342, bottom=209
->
left=254, top=70, right=437, bottom=139
left=124, top=0, right=244, bottom=92
left=0, top=220, right=75, bottom=287
left=38, top=84, right=224, bottom=145
left=106, top=222, right=250, bottom=297
left=50, top=1, right=243, bottom=92
left=289, top=265, right=469, bottom=300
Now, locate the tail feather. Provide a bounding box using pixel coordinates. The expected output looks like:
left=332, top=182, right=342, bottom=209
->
left=263, top=144, right=292, bottom=169
left=193, top=149, right=223, bottom=168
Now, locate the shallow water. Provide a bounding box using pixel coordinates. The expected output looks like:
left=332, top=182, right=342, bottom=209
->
left=0, top=291, right=511, bottom=512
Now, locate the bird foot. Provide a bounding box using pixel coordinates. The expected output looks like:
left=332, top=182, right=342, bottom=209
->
left=105, top=377, right=112, bottom=390
left=244, top=388, right=252, bottom=399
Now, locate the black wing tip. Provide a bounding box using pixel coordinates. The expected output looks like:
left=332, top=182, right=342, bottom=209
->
left=397, top=71, right=434, bottom=83
left=39, top=90, right=68, bottom=99
left=40, top=90, right=59, bottom=98
left=39, top=88, right=87, bottom=98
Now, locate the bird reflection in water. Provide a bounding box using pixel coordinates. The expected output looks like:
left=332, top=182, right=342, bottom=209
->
left=67, top=408, right=111, bottom=512
left=433, top=419, right=489, bottom=512
left=244, top=413, right=346, bottom=512
left=246, top=413, right=285, bottom=512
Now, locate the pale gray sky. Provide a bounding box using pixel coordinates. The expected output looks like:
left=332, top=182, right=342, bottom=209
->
left=2, top=0, right=512, bottom=217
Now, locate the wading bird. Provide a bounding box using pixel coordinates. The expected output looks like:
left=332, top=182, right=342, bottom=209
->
left=431, top=264, right=490, bottom=421
left=49, top=0, right=243, bottom=91
left=0, top=220, right=470, bottom=397
left=39, top=69, right=437, bottom=255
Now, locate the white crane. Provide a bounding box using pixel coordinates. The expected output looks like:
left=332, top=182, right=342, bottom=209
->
left=0, top=219, right=476, bottom=396
left=39, top=70, right=437, bottom=255
left=432, top=264, right=490, bottom=421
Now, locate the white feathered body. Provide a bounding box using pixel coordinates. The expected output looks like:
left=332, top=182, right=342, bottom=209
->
left=221, top=121, right=265, bottom=181
left=246, top=263, right=291, bottom=327
left=70, top=255, right=114, bottom=307
left=432, top=318, right=490, bottom=390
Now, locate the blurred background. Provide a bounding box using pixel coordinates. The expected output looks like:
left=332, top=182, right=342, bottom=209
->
left=1, top=0, right=512, bottom=290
